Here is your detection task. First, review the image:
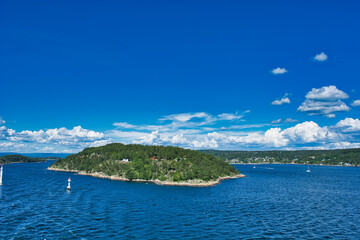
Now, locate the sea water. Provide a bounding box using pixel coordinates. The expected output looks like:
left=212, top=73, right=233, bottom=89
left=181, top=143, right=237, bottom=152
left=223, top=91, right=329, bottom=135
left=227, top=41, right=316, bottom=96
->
left=1, top=161, right=359, bottom=239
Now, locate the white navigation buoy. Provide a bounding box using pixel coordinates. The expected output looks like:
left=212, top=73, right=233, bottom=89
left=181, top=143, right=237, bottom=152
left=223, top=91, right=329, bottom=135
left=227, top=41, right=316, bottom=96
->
left=0, top=164, right=3, bottom=186
left=67, top=177, right=71, bottom=191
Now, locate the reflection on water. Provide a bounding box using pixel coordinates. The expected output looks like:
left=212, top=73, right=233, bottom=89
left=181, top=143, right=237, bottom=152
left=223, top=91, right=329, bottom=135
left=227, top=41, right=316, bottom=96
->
left=0, top=161, right=360, bottom=239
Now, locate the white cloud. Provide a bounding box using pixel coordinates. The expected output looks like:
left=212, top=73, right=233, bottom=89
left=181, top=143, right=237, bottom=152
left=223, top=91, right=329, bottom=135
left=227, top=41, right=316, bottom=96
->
left=192, top=138, right=219, bottom=148
left=298, top=86, right=350, bottom=117
left=113, top=122, right=137, bottom=129
left=207, top=129, right=289, bottom=148
left=133, top=130, right=161, bottom=145
left=271, top=94, right=291, bottom=105
left=271, top=67, right=288, bottom=75
left=165, top=134, right=189, bottom=145
left=314, top=52, right=328, bottom=62
left=113, top=111, right=248, bottom=134
left=160, top=112, right=212, bottom=123
left=298, top=99, right=350, bottom=118
left=271, top=118, right=298, bottom=124
left=106, top=130, right=150, bottom=139
left=305, top=86, right=348, bottom=101
left=227, top=123, right=272, bottom=130
left=271, top=119, right=282, bottom=124
left=88, top=139, right=113, bottom=148
left=0, top=125, right=106, bottom=149
left=329, top=141, right=360, bottom=149
left=263, top=128, right=289, bottom=147
left=201, top=121, right=342, bottom=149
left=0, top=117, right=5, bottom=125
left=283, top=121, right=337, bottom=143
left=5, top=108, right=360, bottom=152
left=335, top=118, right=360, bottom=132
left=217, top=113, right=244, bottom=121
left=351, top=100, right=360, bottom=107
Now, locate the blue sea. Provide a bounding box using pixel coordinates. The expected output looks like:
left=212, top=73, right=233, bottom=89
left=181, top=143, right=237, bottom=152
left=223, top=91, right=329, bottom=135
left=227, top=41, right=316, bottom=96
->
left=1, top=161, right=360, bottom=239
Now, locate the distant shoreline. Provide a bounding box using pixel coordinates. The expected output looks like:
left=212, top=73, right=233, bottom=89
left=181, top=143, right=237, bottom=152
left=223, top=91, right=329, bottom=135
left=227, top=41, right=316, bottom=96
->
left=48, top=167, right=245, bottom=187
left=232, top=163, right=357, bottom=167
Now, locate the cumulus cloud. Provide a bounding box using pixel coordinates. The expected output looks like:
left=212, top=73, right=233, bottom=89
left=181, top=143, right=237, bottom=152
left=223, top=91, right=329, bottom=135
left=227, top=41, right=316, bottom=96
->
left=305, top=85, right=349, bottom=101
left=329, top=141, right=360, bottom=149
left=205, top=129, right=289, bottom=148
left=164, top=134, right=189, bottom=145
left=335, top=118, right=360, bottom=132
left=0, top=125, right=107, bottom=152
left=351, top=100, right=360, bottom=107
left=133, top=130, right=161, bottom=145
left=192, top=138, right=219, bottom=148
left=271, top=67, right=288, bottom=75
left=298, top=100, right=350, bottom=118
left=113, top=116, right=360, bottom=150
left=298, top=86, right=350, bottom=118
left=206, top=121, right=339, bottom=148
left=5, top=108, right=360, bottom=152
left=271, top=94, right=291, bottom=105
left=0, top=117, right=5, bottom=125
left=283, top=121, right=337, bottom=143
left=108, top=109, right=357, bottom=150
left=314, top=52, right=328, bottom=62
left=263, top=128, right=289, bottom=147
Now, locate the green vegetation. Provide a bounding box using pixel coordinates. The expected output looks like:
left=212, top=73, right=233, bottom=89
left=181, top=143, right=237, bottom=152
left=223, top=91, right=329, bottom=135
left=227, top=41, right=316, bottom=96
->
left=0, top=154, right=56, bottom=164
left=201, top=149, right=360, bottom=166
left=50, top=143, right=240, bottom=182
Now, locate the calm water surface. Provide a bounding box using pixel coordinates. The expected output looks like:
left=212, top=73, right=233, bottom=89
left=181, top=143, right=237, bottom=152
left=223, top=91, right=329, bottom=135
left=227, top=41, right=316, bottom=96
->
left=1, top=161, right=359, bottom=239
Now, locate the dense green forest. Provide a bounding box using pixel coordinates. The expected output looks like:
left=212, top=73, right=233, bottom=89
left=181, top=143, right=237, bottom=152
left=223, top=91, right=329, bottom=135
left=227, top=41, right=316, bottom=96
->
left=201, top=149, right=360, bottom=166
left=0, top=154, right=57, bottom=164
left=50, top=143, right=240, bottom=182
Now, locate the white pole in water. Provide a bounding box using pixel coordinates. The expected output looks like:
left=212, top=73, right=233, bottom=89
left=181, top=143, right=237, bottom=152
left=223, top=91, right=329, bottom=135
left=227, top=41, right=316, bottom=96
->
left=0, top=165, right=3, bottom=185
left=67, top=177, right=71, bottom=190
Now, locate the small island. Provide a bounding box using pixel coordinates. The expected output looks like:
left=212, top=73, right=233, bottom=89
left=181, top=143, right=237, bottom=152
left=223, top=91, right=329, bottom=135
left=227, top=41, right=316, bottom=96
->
left=48, top=143, right=244, bottom=186
left=0, top=154, right=53, bottom=164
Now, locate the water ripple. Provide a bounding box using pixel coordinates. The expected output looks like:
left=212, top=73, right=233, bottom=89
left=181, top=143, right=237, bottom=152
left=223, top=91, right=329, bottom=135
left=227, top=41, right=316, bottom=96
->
left=1, top=162, right=360, bottom=239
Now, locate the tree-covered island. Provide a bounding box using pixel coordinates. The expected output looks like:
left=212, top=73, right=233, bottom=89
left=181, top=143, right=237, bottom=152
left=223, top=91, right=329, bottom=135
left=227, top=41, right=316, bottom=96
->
left=0, top=154, right=57, bottom=164
left=48, top=143, right=244, bottom=186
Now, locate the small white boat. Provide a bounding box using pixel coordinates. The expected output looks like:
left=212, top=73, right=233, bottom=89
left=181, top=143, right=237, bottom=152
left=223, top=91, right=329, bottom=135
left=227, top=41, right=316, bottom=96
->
left=66, top=177, right=71, bottom=191
left=306, top=166, right=311, bottom=173
left=0, top=164, right=3, bottom=185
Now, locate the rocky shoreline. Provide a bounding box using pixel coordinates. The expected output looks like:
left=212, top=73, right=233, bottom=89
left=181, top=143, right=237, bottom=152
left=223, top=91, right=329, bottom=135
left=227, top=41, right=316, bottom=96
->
left=48, top=167, right=245, bottom=187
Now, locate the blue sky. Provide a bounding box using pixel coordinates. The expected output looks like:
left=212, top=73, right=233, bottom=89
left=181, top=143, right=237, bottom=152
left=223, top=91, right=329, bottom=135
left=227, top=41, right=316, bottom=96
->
left=1, top=0, right=360, bottom=153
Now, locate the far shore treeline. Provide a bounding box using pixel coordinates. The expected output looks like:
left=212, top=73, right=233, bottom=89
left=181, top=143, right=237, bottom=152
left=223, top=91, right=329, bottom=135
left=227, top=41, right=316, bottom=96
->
left=0, top=154, right=60, bottom=164
left=2, top=146, right=360, bottom=168
left=201, top=148, right=360, bottom=166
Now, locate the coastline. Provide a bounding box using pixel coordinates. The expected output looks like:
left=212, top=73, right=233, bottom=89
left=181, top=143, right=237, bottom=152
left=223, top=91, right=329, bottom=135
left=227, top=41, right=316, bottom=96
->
left=232, top=162, right=358, bottom=167
left=48, top=167, right=245, bottom=187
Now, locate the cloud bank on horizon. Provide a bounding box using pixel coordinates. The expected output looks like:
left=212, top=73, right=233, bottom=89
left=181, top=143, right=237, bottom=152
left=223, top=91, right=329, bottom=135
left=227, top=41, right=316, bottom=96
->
left=1, top=83, right=360, bottom=153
